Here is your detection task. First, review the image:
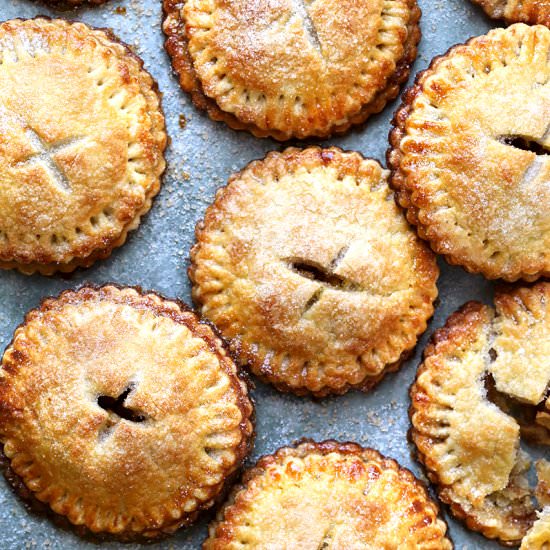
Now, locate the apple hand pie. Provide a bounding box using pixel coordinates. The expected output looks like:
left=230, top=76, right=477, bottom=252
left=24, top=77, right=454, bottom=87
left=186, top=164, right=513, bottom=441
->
left=389, top=24, right=550, bottom=282
left=0, top=286, right=254, bottom=540
left=0, top=19, right=166, bottom=275
left=410, top=282, right=550, bottom=546
left=190, top=147, right=438, bottom=396
left=163, top=0, right=421, bottom=140
left=204, top=440, right=452, bottom=549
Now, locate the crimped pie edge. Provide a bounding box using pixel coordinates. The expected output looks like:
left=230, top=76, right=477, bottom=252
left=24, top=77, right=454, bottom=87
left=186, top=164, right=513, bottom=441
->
left=189, top=146, right=439, bottom=397
left=0, top=284, right=255, bottom=540
left=387, top=23, right=550, bottom=282
left=162, top=0, right=421, bottom=140
left=0, top=18, right=167, bottom=275
left=203, top=439, right=453, bottom=549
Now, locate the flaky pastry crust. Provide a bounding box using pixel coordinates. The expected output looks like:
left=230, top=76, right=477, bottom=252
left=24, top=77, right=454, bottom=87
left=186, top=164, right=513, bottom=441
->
left=0, top=19, right=166, bottom=275
left=410, top=282, right=550, bottom=546
left=0, top=285, right=254, bottom=540
left=521, top=508, right=550, bottom=550
left=388, top=24, right=550, bottom=282
left=204, top=440, right=452, bottom=549
left=471, top=0, right=550, bottom=26
left=189, top=147, right=439, bottom=397
left=163, top=0, right=421, bottom=140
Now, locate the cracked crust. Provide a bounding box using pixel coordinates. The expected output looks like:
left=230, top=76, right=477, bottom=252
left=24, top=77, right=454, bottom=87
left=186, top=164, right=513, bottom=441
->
left=0, top=19, right=166, bottom=275
left=388, top=24, right=550, bottom=282
left=0, top=285, right=254, bottom=540
left=410, top=282, right=550, bottom=546
left=204, top=440, right=452, bottom=549
left=163, top=0, right=421, bottom=140
left=189, top=147, right=439, bottom=397
left=470, top=0, right=550, bottom=26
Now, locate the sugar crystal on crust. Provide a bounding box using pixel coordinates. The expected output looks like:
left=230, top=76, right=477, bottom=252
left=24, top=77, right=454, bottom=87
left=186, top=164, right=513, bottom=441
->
left=388, top=24, right=550, bottom=281
left=410, top=282, right=550, bottom=546
left=204, top=440, right=452, bottom=549
left=190, top=147, right=438, bottom=396
left=0, top=285, right=254, bottom=540
left=0, top=19, right=166, bottom=275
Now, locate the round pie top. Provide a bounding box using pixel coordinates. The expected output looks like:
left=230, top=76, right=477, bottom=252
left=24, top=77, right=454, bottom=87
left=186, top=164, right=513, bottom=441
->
left=190, top=147, right=439, bottom=397
left=0, top=19, right=166, bottom=275
left=0, top=285, right=253, bottom=539
left=410, top=282, right=550, bottom=545
left=203, top=440, right=452, bottom=549
left=388, top=24, right=550, bottom=282
left=163, top=0, right=421, bottom=140
left=471, top=0, right=549, bottom=25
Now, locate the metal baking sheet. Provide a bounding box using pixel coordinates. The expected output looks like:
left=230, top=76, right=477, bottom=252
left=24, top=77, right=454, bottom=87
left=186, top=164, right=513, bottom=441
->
left=0, top=0, right=530, bottom=548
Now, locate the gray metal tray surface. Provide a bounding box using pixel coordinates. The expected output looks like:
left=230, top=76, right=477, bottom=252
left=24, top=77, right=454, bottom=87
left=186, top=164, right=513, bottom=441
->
left=0, top=0, right=540, bottom=548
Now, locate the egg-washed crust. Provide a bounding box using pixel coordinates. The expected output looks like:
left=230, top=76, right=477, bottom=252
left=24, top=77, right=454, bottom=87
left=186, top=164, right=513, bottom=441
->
left=0, top=19, right=166, bottom=275
left=189, top=147, right=439, bottom=397
left=162, top=0, right=421, bottom=141
left=204, top=440, right=452, bottom=549
left=410, top=282, right=550, bottom=546
left=0, top=285, right=254, bottom=541
left=470, top=0, right=550, bottom=26
left=388, top=24, right=550, bottom=282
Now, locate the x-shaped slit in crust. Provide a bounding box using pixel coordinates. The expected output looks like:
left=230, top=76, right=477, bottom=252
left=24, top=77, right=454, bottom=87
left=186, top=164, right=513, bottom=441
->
left=317, top=523, right=335, bottom=549
left=14, top=127, right=87, bottom=193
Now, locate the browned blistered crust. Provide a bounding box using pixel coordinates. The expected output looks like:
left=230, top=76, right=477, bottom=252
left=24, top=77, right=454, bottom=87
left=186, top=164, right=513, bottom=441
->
left=162, top=0, right=421, bottom=140
left=410, top=284, right=550, bottom=546
left=388, top=24, right=550, bottom=282
left=0, top=285, right=254, bottom=541
left=471, top=0, right=550, bottom=26
left=189, top=146, right=439, bottom=397
left=203, top=439, right=452, bottom=549
left=0, top=19, right=167, bottom=275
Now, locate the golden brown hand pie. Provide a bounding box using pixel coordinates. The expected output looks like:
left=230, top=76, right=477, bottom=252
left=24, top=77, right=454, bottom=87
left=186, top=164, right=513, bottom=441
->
left=410, top=282, right=550, bottom=546
left=204, top=440, right=452, bottom=549
left=189, top=147, right=439, bottom=397
left=0, top=19, right=166, bottom=275
left=0, top=285, right=253, bottom=540
left=163, top=0, right=421, bottom=140
left=388, top=24, right=550, bottom=282
left=470, top=0, right=549, bottom=26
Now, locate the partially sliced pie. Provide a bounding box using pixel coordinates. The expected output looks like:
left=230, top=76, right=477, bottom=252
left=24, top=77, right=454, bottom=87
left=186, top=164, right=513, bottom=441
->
left=410, top=282, right=550, bottom=545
